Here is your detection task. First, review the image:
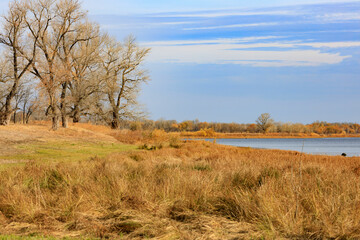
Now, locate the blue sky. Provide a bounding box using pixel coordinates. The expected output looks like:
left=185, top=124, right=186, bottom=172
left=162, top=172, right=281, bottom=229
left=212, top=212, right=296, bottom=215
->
left=2, top=0, right=360, bottom=123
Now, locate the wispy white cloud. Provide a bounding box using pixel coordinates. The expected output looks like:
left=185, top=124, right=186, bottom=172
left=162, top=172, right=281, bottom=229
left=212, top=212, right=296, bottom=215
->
left=183, top=22, right=280, bottom=30
left=317, top=12, right=360, bottom=21
left=101, top=24, right=132, bottom=30
left=300, top=41, right=360, bottom=48
left=149, top=45, right=350, bottom=67
left=145, top=38, right=360, bottom=49
left=291, top=29, right=360, bottom=34
left=154, top=10, right=298, bottom=18
left=144, top=36, right=283, bottom=46
left=100, top=21, right=196, bottom=30
left=144, top=39, right=356, bottom=67
left=159, top=21, right=197, bottom=25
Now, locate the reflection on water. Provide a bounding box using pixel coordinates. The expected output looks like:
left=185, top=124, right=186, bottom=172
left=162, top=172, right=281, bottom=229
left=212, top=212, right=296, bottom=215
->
left=201, top=138, right=360, bottom=157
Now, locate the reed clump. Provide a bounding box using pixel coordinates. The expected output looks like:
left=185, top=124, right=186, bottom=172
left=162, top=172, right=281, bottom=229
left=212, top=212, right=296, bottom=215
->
left=1, top=127, right=360, bottom=239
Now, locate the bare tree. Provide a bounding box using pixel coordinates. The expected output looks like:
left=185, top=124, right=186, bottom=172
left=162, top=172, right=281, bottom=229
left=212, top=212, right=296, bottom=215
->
left=57, top=19, right=98, bottom=127
left=12, top=82, right=29, bottom=123
left=0, top=57, right=12, bottom=110
left=1, top=0, right=150, bottom=129
left=0, top=0, right=38, bottom=125
left=256, top=113, right=274, bottom=133
left=26, top=0, right=87, bottom=130
left=21, top=87, right=39, bottom=124
left=100, top=36, right=150, bottom=129
left=64, top=23, right=103, bottom=123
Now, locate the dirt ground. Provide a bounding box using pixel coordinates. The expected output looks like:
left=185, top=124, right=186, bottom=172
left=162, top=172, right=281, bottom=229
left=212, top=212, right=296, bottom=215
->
left=0, top=124, right=119, bottom=165
left=0, top=124, right=118, bottom=144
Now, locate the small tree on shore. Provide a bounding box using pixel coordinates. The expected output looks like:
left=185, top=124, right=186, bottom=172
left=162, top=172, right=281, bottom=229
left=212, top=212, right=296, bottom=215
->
left=256, top=113, right=274, bottom=133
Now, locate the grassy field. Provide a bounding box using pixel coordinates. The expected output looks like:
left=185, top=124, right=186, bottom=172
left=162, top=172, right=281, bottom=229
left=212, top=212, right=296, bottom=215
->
left=1, top=124, right=360, bottom=239
left=1, top=141, right=135, bottom=164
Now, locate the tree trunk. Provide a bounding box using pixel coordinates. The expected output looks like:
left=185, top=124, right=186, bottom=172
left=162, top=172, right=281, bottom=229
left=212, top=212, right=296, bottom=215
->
left=25, top=110, right=32, bottom=124
left=0, top=112, right=12, bottom=126
left=23, top=102, right=26, bottom=124
left=50, top=104, right=60, bottom=130
left=73, top=116, right=80, bottom=123
left=111, top=119, right=119, bottom=129
left=72, top=105, right=80, bottom=123
left=52, top=116, right=60, bottom=130
left=0, top=92, right=15, bottom=126
left=62, top=115, right=68, bottom=128
left=73, top=111, right=80, bottom=123
left=13, top=111, right=16, bottom=124
left=60, top=83, right=68, bottom=128
left=111, top=111, right=119, bottom=129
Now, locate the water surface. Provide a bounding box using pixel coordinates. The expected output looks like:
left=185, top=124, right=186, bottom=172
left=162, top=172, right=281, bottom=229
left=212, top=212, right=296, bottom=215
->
left=202, top=138, right=360, bottom=157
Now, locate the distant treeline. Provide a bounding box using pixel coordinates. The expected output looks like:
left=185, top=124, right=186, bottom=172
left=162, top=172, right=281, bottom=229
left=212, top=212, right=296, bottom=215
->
left=117, top=119, right=360, bottom=134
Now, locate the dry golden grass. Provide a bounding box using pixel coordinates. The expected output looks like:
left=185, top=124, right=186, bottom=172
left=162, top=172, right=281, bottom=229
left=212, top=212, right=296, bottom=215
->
left=0, top=123, right=118, bottom=144
left=1, top=124, right=360, bottom=239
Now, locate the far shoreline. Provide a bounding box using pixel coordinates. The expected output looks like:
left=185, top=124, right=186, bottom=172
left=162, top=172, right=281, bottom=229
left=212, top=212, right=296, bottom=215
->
left=181, top=133, right=360, bottom=139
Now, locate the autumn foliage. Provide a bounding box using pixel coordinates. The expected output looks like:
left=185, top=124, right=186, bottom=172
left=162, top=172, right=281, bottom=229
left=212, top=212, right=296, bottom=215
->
left=114, top=119, right=360, bottom=137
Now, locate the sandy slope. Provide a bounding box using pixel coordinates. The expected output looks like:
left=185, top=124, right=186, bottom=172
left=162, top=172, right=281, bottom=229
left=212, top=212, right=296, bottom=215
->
left=0, top=124, right=118, bottom=143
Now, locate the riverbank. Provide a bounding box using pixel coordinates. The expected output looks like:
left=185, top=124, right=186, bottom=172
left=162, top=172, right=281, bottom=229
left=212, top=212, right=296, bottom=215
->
left=181, top=131, right=360, bottom=139
left=188, top=137, right=360, bottom=157
left=1, top=124, right=360, bottom=239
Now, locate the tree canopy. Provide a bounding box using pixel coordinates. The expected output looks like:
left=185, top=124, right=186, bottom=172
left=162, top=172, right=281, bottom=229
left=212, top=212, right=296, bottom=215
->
left=0, top=0, right=150, bottom=129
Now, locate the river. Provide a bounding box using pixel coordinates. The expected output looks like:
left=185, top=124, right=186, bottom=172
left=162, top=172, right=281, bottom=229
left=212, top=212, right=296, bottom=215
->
left=201, top=138, right=360, bottom=157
